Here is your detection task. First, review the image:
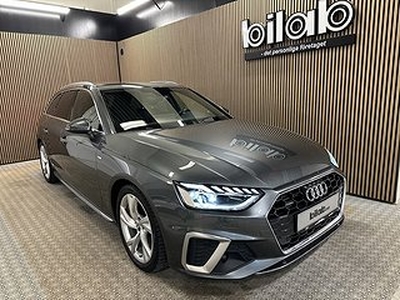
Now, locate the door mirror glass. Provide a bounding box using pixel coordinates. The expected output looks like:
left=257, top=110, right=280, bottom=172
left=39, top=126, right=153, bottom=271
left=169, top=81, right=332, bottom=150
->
left=66, top=118, right=91, bottom=134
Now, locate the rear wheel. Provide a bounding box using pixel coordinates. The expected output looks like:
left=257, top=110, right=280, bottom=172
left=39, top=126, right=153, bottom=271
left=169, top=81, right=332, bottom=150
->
left=39, top=143, right=58, bottom=183
left=117, top=185, right=168, bottom=272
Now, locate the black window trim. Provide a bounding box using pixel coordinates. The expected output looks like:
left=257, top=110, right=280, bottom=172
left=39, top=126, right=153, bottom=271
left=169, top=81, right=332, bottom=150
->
left=45, top=90, right=76, bottom=122
left=45, top=88, right=106, bottom=135
left=72, top=89, right=106, bottom=134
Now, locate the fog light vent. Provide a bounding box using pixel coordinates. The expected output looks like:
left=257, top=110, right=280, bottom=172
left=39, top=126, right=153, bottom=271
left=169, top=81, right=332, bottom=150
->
left=187, top=238, right=219, bottom=266
left=182, top=232, right=231, bottom=274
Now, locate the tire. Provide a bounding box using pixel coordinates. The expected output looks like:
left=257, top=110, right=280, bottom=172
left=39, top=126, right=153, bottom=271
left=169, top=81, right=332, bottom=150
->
left=39, top=143, right=58, bottom=183
left=116, top=185, right=168, bottom=272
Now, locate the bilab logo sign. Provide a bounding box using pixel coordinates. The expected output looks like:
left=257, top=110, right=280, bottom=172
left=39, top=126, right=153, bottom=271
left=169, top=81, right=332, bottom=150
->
left=241, top=0, right=356, bottom=60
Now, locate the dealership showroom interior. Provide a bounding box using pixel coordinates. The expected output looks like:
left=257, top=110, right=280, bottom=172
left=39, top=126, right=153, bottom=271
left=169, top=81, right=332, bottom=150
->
left=0, top=0, right=399, bottom=299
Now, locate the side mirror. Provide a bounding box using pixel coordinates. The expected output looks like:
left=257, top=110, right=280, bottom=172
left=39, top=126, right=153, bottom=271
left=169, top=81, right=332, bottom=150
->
left=66, top=118, right=91, bottom=134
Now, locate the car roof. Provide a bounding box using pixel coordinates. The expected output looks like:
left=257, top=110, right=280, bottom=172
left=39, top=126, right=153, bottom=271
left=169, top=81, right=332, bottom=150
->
left=99, top=81, right=182, bottom=89
left=60, top=81, right=183, bottom=92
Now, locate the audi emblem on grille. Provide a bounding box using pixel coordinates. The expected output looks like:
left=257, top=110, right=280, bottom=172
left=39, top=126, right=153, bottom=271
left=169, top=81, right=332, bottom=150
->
left=305, top=182, right=328, bottom=202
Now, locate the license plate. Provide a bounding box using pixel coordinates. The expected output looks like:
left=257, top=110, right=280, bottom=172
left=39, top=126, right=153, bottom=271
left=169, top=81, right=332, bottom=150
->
left=297, top=193, right=340, bottom=232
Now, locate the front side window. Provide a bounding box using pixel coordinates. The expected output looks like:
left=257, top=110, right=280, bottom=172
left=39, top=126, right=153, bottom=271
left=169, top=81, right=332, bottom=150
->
left=47, top=91, right=77, bottom=120
left=71, top=91, right=102, bottom=131
left=100, top=87, right=230, bottom=133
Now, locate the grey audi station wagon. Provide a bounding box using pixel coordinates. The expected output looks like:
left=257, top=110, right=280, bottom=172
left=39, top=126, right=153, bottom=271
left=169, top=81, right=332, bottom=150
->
left=37, top=81, right=345, bottom=279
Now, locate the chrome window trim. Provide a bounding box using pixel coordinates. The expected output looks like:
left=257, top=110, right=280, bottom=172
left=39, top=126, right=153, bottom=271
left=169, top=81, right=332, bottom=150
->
left=181, top=232, right=230, bottom=275
left=265, top=170, right=346, bottom=256
left=43, top=113, right=70, bottom=123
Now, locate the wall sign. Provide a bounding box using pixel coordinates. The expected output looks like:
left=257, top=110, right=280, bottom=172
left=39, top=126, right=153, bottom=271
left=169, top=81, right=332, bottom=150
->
left=241, top=0, right=356, bottom=60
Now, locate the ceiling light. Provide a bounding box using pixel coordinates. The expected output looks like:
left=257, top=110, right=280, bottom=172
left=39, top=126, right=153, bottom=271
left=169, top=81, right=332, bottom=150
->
left=0, top=7, right=61, bottom=18
left=136, top=0, right=172, bottom=18
left=117, top=0, right=149, bottom=15
left=0, top=0, right=70, bottom=15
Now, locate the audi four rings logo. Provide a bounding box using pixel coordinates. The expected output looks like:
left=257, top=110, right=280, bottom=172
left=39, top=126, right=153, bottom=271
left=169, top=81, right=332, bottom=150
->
left=306, top=182, right=328, bottom=201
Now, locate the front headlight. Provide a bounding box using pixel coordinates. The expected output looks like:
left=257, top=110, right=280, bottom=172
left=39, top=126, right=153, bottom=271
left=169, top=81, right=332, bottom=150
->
left=326, top=148, right=339, bottom=168
left=175, top=182, right=263, bottom=211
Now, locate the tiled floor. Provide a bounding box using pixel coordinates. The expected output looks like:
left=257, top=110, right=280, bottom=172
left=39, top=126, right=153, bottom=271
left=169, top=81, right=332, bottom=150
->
left=0, top=160, right=400, bottom=299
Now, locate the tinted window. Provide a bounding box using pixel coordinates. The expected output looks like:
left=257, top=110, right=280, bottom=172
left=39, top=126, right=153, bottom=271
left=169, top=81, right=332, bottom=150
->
left=100, top=87, right=229, bottom=132
left=166, top=89, right=221, bottom=121
left=47, top=91, right=76, bottom=120
left=71, top=91, right=101, bottom=131
left=46, top=94, right=62, bottom=116
left=100, top=89, right=161, bottom=132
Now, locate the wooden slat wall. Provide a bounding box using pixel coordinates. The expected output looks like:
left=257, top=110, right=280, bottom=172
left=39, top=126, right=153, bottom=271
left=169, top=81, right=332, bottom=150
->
left=118, top=0, right=400, bottom=203
left=0, top=31, right=120, bottom=165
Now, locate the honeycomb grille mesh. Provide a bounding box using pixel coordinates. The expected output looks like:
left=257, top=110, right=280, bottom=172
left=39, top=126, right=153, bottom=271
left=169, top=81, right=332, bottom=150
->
left=268, top=173, right=345, bottom=251
left=186, top=238, right=219, bottom=266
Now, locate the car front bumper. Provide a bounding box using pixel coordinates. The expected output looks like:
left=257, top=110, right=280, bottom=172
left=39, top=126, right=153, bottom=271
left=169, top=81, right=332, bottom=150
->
left=179, top=214, right=344, bottom=279
left=157, top=170, right=345, bottom=279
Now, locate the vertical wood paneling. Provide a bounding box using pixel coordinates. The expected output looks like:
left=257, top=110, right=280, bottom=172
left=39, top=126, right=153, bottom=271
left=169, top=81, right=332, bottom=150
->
left=118, top=0, right=400, bottom=203
left=0, top=32, right=119, bottom=165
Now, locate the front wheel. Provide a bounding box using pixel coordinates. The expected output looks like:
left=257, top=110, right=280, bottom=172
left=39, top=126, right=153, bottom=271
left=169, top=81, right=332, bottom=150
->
left=117, top=185, right=168, bottom=272
left=39, top=143, right=58, bottom=183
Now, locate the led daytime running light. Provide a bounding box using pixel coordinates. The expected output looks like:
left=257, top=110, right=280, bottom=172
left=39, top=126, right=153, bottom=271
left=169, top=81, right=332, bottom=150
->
left=175, top=183, right=263, bottom=211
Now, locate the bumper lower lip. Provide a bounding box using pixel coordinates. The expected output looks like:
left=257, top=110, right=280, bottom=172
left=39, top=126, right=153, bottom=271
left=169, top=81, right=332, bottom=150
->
left=180, top=215, right=344, bottom=280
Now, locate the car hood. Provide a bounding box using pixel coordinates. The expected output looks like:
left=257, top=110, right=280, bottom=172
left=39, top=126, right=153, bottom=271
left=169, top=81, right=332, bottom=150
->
left=105, top=119, right=333, bottom=189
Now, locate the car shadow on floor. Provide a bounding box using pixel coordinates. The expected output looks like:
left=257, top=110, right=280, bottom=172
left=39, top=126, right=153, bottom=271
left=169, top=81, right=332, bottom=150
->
left=151, top=252, right=312, bottom=298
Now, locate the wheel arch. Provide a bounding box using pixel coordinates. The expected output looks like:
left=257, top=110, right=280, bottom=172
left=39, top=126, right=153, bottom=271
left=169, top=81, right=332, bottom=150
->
left=110, top=178, right=135, bottom=220
left=37, top=138, right=43, bottom=149
left=110, top=175, right=159, bottom=221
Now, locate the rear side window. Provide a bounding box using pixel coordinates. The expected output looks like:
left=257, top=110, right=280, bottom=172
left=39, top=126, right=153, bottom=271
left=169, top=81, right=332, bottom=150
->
left=46, top=94, right=62, bottom=116
left=46, top=91, right=77, bottom=121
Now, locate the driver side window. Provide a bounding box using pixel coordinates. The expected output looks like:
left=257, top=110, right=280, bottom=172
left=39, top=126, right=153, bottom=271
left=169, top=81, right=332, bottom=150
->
left=71, top=90, right=102, bottom=131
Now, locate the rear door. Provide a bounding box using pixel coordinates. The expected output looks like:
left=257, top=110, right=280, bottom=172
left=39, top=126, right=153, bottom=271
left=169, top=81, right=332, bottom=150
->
left=45, top=90, right=77, bottom=181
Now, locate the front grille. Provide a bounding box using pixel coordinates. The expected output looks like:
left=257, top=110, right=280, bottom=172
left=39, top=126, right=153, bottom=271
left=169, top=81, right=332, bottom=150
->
left=186, top=238, right=219, bottom=266
left=268, top=172, right=344, bottom=251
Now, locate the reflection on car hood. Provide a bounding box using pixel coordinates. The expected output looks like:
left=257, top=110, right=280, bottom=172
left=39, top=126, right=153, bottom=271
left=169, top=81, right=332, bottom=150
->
left=107, top=119, right=332, bottom=189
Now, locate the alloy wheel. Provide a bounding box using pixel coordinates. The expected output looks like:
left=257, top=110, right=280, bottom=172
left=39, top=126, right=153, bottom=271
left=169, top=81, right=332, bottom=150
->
left=119, top=193, right=154, bottom=264
left=40, top=145, right=51, bottom=180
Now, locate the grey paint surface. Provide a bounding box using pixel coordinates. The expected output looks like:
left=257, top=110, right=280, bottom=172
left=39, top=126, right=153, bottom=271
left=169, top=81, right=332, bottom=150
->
left=37, top=82, right=345, bottom=278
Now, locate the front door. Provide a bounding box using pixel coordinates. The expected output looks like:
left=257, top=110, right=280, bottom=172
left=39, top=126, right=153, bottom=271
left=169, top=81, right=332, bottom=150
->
left=64, top=90, right=104, bottom=211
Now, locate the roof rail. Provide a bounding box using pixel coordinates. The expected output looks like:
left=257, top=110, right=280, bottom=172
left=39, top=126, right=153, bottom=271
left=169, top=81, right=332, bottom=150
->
left=62, top=81, right=96, bottom=90
left=149, top=81, right=179, bottom=85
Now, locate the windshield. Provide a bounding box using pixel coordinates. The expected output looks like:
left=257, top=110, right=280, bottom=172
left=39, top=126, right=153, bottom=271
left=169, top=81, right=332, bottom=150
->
left=100, top=87, right=230, bottom=132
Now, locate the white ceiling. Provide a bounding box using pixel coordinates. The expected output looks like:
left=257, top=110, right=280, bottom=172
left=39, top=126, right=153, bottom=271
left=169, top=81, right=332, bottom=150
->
left=27, top=0, right=133, bottom=14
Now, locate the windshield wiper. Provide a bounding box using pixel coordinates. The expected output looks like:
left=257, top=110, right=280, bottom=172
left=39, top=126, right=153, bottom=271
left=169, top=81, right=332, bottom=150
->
left=197, top=116, right=217, bottom=124
left=124, top=124, right=161, bottom=132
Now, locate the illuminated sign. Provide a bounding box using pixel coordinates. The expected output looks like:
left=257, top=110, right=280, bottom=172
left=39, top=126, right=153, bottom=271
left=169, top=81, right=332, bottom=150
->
left=241, top=0, right=356, bottom=60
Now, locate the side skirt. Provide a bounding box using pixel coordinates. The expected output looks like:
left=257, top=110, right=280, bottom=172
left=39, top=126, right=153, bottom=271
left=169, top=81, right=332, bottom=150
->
left=58, top=177, right=114, bottom=223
